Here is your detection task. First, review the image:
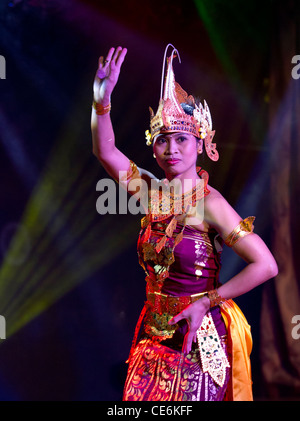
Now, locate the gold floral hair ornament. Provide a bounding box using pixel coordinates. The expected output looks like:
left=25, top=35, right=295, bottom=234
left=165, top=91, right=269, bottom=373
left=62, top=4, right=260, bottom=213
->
left=145, top=44, right=219, bottom=161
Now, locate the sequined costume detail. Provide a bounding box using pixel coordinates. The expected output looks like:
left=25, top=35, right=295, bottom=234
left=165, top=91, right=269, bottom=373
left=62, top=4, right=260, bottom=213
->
left=122, top=161, right=253, bottom=401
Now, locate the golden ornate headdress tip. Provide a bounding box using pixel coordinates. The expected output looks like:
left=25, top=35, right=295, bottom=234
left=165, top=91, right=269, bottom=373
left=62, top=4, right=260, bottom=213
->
left=146, top=44, right=219, bottom=161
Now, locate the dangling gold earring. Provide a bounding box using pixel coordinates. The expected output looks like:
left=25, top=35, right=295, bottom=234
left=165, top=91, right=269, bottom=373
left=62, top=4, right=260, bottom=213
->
left=197, top=139, right=203, bottom=155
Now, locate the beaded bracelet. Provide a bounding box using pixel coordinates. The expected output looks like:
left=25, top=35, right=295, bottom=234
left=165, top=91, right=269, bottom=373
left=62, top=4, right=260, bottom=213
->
left=92, top=100, right=111, bottom=115
left=207, top=289, right=226, bottom=308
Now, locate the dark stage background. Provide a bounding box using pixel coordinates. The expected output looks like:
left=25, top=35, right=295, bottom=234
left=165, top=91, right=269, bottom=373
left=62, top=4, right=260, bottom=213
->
left=0, top=0, right=299, bottom=401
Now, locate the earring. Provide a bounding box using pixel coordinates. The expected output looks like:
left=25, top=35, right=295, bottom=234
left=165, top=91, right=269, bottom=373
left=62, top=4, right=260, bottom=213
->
left=153, top=153, right=156, bottom=158
left=197, top=139, right=203, bottom=155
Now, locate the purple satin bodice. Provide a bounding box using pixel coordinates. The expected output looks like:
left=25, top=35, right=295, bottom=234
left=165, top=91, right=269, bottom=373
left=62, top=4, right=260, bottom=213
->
left=137, top=219, right=227, bottom=336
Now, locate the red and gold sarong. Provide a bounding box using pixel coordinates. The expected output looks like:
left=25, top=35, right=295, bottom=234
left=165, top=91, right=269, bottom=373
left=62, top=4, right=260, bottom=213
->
left=123, top=293, right=252, bottom=401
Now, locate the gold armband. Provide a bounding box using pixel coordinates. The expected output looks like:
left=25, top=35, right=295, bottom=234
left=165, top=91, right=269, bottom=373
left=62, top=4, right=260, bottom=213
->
left=119, top=160, right=140, bottom=182
left=92, top=100, right=111, bottom=115
left=224, top=216, right=255, bottom=247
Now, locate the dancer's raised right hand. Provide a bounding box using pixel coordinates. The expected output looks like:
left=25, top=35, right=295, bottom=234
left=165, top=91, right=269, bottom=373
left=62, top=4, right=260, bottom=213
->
left=93, top=46, right=127, bottom=106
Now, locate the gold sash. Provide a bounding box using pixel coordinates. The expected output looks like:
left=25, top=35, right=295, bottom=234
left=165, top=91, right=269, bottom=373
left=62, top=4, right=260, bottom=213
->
left=220, top=299, right=253, bottom=401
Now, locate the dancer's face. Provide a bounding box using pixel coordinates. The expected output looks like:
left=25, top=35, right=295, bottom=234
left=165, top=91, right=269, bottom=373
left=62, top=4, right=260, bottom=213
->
left=153, top=132, right=202, bottom=180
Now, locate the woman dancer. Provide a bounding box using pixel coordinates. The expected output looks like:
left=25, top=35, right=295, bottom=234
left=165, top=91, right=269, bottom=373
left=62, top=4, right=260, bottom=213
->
left=91, top=45, right=278, bottom=401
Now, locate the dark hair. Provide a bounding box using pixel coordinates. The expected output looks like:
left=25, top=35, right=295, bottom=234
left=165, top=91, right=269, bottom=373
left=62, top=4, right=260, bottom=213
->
left=180, top=102, right=194, bottom=116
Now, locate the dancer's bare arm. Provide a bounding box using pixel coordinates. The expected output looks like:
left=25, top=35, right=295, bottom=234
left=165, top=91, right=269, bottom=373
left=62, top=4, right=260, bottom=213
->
left=91, top=46, right=155, bottom=185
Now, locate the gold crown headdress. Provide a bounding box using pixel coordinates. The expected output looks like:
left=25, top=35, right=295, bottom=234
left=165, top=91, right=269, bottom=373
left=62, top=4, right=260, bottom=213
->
left=145, top=44, right=219, bottom=161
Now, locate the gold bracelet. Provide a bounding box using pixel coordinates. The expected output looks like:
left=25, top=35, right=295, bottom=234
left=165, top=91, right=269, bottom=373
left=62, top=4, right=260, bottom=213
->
left=92, top=100, right=111, bottom=115
left=224, top=216, right=255, bottom=247
left=207, top=289, right=226, bottom=308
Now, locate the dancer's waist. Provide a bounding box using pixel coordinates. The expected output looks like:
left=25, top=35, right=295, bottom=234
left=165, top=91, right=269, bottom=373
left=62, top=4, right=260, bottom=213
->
left=146, top=290, right=207, bottom=316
